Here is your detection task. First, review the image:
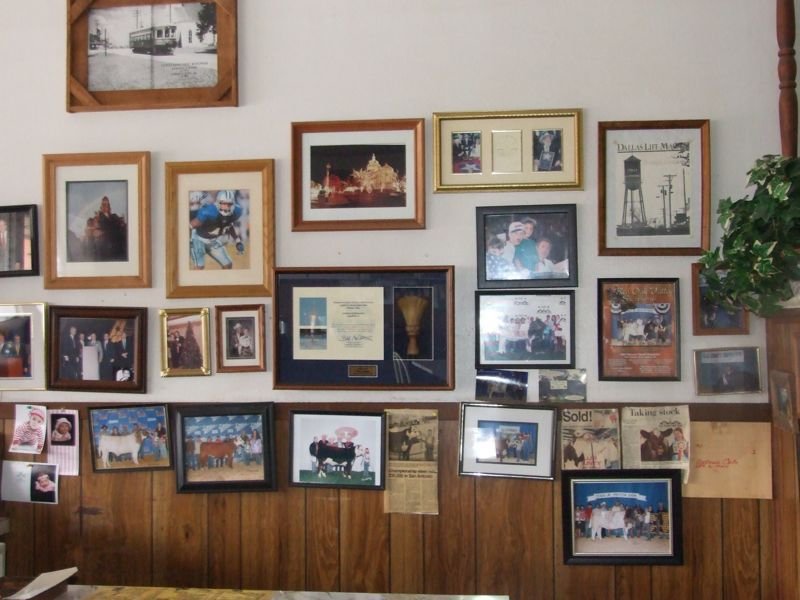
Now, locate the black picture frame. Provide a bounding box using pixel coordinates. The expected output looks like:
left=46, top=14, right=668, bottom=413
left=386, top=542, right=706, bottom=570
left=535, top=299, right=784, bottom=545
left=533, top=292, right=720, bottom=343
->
left=87, top=404, right=171, bottom=472
left=0, top=204, right=38, bottom=278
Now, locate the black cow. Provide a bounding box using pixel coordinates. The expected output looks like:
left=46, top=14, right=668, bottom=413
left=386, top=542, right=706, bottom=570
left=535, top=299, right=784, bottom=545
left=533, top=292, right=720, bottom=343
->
left=309, top=440, right=356, bottom=478
left=640, top=429, right=673, bottom=461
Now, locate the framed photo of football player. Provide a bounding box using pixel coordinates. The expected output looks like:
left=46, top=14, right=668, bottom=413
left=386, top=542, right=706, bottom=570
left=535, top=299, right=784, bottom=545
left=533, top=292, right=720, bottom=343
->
left=165, top=159, right=275, bottom=298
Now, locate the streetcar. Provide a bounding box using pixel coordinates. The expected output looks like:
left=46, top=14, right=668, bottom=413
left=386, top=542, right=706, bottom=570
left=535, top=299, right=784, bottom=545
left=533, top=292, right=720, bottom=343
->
left=129, top=25, right=178, bottom=55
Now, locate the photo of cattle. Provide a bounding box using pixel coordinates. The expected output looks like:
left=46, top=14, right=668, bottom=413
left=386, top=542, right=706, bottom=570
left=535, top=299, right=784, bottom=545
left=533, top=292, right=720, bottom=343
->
left=387, top=410, right=438, bottom=461
left=474, top=419, right=538, bottom=466
left=88, top=405, right=170, bottom=472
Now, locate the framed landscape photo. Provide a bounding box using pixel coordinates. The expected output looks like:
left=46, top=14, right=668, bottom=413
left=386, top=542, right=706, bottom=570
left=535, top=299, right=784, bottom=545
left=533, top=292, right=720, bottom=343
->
left=694, top=346, right=762, bottom=395
left=433, top=108, right=582, bottom=192
left=290, top=410, right=385, bottom=490
left=0, top=303, right=46, bottom=391
left=165, top=159, right=275, bottom=298
left=597, top=278, right=680, bottom=381
left=273, top=266, right=454, bottom=390
left=48, top=305, right=147, bottom=393
left=0, top=205, right=38, bottom=278
left=159, top=307, right=211, bottom=377
left=770, top=370, right=796, bottom=432
left=173, top=402, right=276, bottom=493
left=215, top=303, right=265, bottom=373
left=458, top=403, right=556, bottom=480
left=598, top=119, right=710, bottom=256
left=691, top=263, right=749, bottom=335
left=291, top=118, right=425, bottom=231
left=562, top=469, right=683, bottom=565
left=88, top=404, right=171, bottom=472
left=476, top=204, right=578, bottom=289
left=67, top=0, right=238, bottom=112
left=43, top=151, right=150, bottom=289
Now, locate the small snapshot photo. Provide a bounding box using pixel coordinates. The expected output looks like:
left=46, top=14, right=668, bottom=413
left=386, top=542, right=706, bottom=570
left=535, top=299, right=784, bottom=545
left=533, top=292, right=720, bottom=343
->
left=386, top=410, right=438, bottom=462
left=694, top=347, right=762, bottom=395
left=66, top=182, right=129, bottom=263
left=49, top=412, right=77, bottom=447
left=769, top=370, right=796, bottom=432
left=393, top=286, right=434, bottom=360
left=189, top=189, right=250, bottom=271
left=160, top=308, right=210, bottom=377
left=532, top=129, right=563, bottom=172
left=9, top=404, right=48, bottom=454
left=475, top=369, right=529, bottom=403
left=451, top=131, right=482, bottom=174
left=88, top=405, right=171, bottom=472
left=1, top=462, right=59, bottom=505
left=539, top=369, right=587, bottom=402
left=0, top=204, right=37, bottom=276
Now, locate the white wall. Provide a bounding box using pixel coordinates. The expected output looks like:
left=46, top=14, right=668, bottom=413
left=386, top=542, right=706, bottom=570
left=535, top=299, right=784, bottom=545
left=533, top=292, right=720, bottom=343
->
left=0, top=1, right=778, bottom=404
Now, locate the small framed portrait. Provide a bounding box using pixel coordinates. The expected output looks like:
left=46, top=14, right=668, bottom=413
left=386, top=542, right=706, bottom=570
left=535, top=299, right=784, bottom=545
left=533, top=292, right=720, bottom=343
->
left=458, top=402, right=556, bottom=480
left=47, top=305, right=147, bottom=393
left=159, top=307, right=211, bottom=377
left=289, top=410, right=386, bottom=490
left=562, top=469, right=684, bottom=565
left=215, top=304, right=266, bottom=373
left=693, top=347, right=762, bottom=395
left=691, top=263, right=749, bottom=335
left=475, top=369, right=529, bottom=403
left=0, top=303, right=46, bottom=391
left=87, top=405, right=171, bottom=472
left=49, top=412, right=77, bottom=447
left=476, top=204, right=578, bottom=289
left=0, top=204, right=38, bottom=277
left=770, top=370, right=797, bottom=432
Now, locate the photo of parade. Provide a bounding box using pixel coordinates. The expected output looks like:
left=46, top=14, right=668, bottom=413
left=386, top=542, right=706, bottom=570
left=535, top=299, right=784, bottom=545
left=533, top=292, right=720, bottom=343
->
left=474, top=419, right=538, bottom=466
left=0, top=314, right=32, bottom=379
left=189, top=188, right=250, bottom=271
left=58, top=317, right=136, bottom=382
left=88, top=405, right=170, bottom=471
left=66, top=181, right=128, bottom=263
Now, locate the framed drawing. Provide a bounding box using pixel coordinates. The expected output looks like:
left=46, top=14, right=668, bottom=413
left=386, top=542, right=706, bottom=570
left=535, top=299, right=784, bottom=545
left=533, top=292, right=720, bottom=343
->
left=0, top=205, right=38, bottom=277
left=290, top=410, right=385, bottom=490
left=476, top=204, right=578, bottom=288
left=458, top=403, right=556, bottom=480
left=597, top=278, right=680, bottom=381
left=88, top=404, right=171, bottom=472
left=433, top=108, right=582, bottom=192
left=215, top=303, right=265, bottom=373
left=67, top=1, right=238, bottom=112
left=173, top=402, right=276, bottom=493
left=693, top=346, right=762, bottom=395
left=159, top=307, right=211, bottom=377
left=43, top=151, right=150, bottom=288
left=691, top=263, right=749, bottom=335
left=0, top=303, right=46, bottom=391
left=165, top=158, right=275, bottom=298
left=47, top=305, right=147, bottom=393
left=273, top=266, right=454, bottom=390
left=562, top=469, right=684, bottom=565
left=291, top=118, right=425, bottom=231
left=598, top=119, right=710, bottom=256
left=770, top=370, right=796, bottom=432
left=475, top=290, right=575, bottom=369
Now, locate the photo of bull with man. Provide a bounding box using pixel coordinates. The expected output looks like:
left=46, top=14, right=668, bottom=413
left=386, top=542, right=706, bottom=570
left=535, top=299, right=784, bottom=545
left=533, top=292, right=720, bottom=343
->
left=88, top=405, right=171, bottom=472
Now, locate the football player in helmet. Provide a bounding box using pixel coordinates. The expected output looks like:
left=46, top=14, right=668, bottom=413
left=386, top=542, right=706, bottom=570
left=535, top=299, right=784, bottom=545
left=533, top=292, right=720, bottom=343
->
left=190, top=189, right=245, bottom=269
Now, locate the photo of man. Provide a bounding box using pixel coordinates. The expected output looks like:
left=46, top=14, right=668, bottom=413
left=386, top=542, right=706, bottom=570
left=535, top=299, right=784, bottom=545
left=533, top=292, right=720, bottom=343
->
left=66, top=181, right=129, bottom=263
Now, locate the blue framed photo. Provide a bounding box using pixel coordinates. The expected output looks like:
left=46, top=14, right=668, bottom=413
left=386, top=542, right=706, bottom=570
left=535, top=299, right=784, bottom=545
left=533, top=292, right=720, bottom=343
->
left=88, top=404, right=170, bottom=472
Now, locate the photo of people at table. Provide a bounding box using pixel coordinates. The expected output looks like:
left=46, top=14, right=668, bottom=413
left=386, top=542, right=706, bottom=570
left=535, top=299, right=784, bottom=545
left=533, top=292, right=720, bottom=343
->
left=58, top=317, right=135, bottom=382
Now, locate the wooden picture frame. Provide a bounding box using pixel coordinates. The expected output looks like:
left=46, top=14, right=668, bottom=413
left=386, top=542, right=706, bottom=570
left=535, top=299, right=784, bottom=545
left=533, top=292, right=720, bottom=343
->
left=159, top=307, right=210, bottom=377
left=67, top=0, right=238, bottom=112
left=291, top=118, right=425, bottom=231
left=770, top=369, right=797, bottom=432
left=433, top=108, right=582, bottom=192
left=691, top=263, right=749, bottom=335
left=88, top=404, right=171, bottom=472
left=0, top=303, right=47, bottom=391
left=693, top=346, right=762, bottom=395
left=165, top=158, right=275, bottom=298
left=214, top=303, right=265, bottom=373
left=43, top=151, right=150, bottom=289
left=598, top=119, right=710, bottom=256
left=0, top=204, right=38, bottom=278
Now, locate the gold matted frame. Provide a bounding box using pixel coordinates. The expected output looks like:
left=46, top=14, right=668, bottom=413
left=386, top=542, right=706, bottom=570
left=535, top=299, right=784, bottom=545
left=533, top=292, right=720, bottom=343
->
left=67, top=0, right=238, bottom=112
left=159, top=307, right=211, bottom=377
left=214, top=303, right=266, bottom=373
left=433, top=109, right=582, bottom=192
left=43, top=151, right=151, bottom=289
left=165, top=159, right=275, bottom=298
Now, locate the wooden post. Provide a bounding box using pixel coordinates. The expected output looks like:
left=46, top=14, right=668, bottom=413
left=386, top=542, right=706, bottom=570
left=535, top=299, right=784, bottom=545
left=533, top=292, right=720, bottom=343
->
left=778, top=0, right=798, bottom=157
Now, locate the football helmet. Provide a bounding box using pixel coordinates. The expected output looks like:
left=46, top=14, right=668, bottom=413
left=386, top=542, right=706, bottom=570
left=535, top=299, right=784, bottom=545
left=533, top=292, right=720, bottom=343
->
left=216, top=190, right=236, bottom=216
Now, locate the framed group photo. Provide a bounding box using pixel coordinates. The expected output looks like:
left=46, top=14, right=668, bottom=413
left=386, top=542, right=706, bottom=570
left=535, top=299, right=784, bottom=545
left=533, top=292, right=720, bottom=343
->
left=0, top=204, right=38, bottom=277
left=691, top=263, right=749, bottom=335
left=88, top=404, right=171, bottom=472
left=159, top=307, right=211, bottom=377
left=693, top=346, right=762, bottom=395
left=215, top=304, right=266, bottom=373
left=0, top=303, right=46, bottom=391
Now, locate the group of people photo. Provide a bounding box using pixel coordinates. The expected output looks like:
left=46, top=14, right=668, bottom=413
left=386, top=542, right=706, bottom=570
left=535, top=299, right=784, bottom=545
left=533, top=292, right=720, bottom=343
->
left=0, top=327, right=31, bottom=376
left=59, top=318, right=134, bottom=382
left=483, top=312, right=568, bottom=362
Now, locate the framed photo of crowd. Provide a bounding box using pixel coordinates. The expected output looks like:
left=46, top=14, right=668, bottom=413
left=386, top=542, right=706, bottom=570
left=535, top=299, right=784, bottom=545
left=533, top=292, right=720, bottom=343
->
left=215, top=304, right=266, bottom=373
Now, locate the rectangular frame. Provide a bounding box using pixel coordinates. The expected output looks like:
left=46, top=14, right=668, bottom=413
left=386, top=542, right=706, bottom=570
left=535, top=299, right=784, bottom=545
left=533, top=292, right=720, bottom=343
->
left=165, top=158, right=275, bottom=298
left=214, top=303, right=266, bottom=373
left=291, top=118, right=425, bottom=231
left=0, top=303, right=46, bottom=391
left=597, top=278, right=680, bottom=381
left=273, top=266, right=454, bottom=390
left=173, top=402, right=276, bottom=493
left=88, top=404, right=171, bottom=472
left=770, top=369, right=797, bottom=432
left=691, top=263, right=749, bottom=335
left=0, top=204, right=38, bottom=277
left=693, top=346, right=763, bottom=395
left=598, top=119, right=710, bottom=256
left=562, top=469, right=684, bottom=565
left=48, top=305, right=147, bottom=393
left=67, top=0, right=238, bottom=112
left=289, top=410, right=386, bottom=490
left=43, top=151, right=150, bottom=288
left=433, top=108, right=582, bottom=192
left=159, top=307, right=211, bottom=377
left=476, top=203, right=578, bottom=288
left=475, top=290, right=575, bottom=369
left=458, top=402, right=556, bottom=480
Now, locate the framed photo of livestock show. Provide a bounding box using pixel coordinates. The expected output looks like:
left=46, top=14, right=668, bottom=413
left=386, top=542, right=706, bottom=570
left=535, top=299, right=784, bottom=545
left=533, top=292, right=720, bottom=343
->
left=67, top=0, right=238, bottom=112
left=88, top=405, right=171, bottom=472
left=173, top=403, right=276, bottom=493
left=273, top=266, right=455, bottom=390
left=597, top=278, right=680, bottom=381
left=289, top=410, right=386, bottom=490
left=165, top=159, right=275, bottom=298
left=561, top=469, right=683, bottom=565
left=458, top=403, right=556, bottom=480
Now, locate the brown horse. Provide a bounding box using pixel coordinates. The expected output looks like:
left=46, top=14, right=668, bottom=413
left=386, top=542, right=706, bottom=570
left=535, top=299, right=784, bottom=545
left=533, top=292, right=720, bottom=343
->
left=199, top=440, right=236, bottom=468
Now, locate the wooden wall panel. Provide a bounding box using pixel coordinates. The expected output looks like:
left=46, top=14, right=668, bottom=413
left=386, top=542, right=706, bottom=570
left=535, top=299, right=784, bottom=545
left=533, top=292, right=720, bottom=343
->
left=33, top=475, right=81, bottom=574
left=305, top=488, right=339, bottom=591
left=2, top=420, right=36, bottom=579
left=340, top=490, right=390, bottom=592
left=721, top=499, right=760, bottom=599
left=389, top=513, right=423, bottom=593
left=614, top=566, right=652, bottom=600
left=207, top=493, right=241, bottom=589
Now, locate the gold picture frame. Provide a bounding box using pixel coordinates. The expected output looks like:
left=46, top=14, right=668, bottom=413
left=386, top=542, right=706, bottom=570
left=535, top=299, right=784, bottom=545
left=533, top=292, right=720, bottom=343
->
left=159, top=307, right=211, bottom=377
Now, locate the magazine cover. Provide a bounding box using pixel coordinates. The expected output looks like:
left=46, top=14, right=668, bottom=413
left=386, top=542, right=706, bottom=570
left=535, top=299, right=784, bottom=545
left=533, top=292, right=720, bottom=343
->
left=561, top=408, right=620, bottom=470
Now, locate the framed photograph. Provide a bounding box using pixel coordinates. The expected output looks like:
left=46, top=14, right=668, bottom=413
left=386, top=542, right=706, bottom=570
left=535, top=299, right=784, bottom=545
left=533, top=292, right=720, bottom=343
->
left=273, top=266, right=454, bottom=390
left=48, top=305, right=147, bottom=393
left=691, top=263, right=749, bottom=335
left=770, top=370, right=796, bottom=432
left=0, top=303, right=46, bottom=391
left=42, top=151, right=150, bottom=289
left=475, top=290, right=575, bottom=369
left=165, top=159, right=275, bottom=298
left=597, top=278, right=680, bottom=381
left=598, top=119, right=710, bottom=256
left=291, top=118, right=425, bottom=231
left=562, top=469, right=684, bottom=565
left=693, top=346, right=762, bottom=395
left=0, top=204, right=38, bottom=277
left=476, top=204, right=578, bottom=289
left=67, top=1, right=238, bottom=112
left=215, top=304, right=265, bottom=373
left=159, top=307, right=211, bottom=377
left=173, top=403, right=276, bottom=493
left=87, top=404, right=171, bottom=472
left=433, top=109, right=582, bottom=192
left=458, top=403, right=556, bottom=480
left=290, top=410, right=385, bottom=489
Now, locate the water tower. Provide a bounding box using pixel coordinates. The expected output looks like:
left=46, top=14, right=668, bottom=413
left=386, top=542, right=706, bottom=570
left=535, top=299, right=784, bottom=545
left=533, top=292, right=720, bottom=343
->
left=620, top=155, right=647, bottom=229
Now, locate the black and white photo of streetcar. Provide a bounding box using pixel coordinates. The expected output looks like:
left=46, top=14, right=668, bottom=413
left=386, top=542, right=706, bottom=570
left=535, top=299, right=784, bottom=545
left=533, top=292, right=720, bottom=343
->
left=129, top=24, right=178, bottom=55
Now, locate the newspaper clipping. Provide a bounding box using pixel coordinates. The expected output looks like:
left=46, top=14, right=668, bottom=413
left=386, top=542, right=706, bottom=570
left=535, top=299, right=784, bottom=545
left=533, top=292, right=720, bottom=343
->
left=561, top=408, right=620, bottom=470
left=384, top=409, right=439, bottom=514
left=621, top=405, right=690, bottom=479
